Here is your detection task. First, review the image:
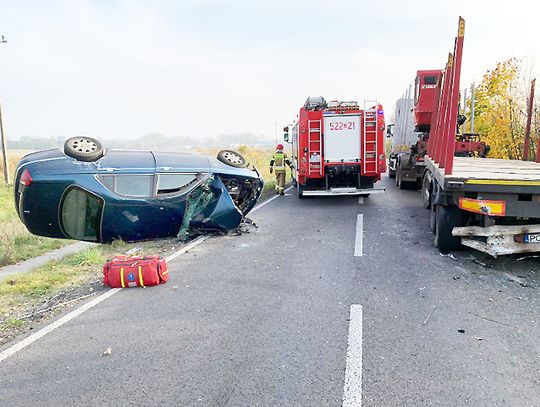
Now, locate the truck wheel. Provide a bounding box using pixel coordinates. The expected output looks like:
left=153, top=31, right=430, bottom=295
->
left=217, top=150, right=247, bottom=168
left=421, top=173, right=432, bottom=209
left=64, top=136, right=104, bottom=162
left=434, top=205, right=463, bottom=252
left=297, top=183, right=304, bottom=199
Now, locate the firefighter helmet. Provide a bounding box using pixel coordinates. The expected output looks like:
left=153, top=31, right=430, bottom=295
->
left=276, top=144, right=284, bottom=150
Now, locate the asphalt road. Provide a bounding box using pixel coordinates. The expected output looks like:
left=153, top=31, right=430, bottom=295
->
left=1, top=175, right=539, bottom=406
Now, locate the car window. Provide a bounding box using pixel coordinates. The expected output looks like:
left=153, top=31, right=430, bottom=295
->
left=61, top=188, right=103, bottom=242
left=157, top=174, right=198, bottom=195
left=99, top=175, right=154, bottom=197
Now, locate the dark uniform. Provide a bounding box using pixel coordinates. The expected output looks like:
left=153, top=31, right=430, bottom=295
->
left=270, top=146, right=293, bottom=195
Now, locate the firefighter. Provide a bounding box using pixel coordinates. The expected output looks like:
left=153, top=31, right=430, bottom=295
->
left=269, top=144, right=293, bottom=196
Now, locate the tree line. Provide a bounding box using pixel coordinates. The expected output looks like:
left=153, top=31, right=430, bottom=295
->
left=466, top=58, right=538, bottom=160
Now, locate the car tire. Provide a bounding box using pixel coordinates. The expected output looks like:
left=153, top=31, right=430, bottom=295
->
left=217, top=150, right=247, bottom=168
left=434, top=204, right=463, bottom=252
left=64, top=136, right=104, bottom=162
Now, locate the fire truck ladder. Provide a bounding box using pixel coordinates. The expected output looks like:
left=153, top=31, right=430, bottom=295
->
left=308, top=119, right=323, bottom=175
left=363, top=100, right=379, bottom=174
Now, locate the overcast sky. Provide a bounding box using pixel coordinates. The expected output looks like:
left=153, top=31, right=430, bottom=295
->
left=0, top=0, right=538, bottom=143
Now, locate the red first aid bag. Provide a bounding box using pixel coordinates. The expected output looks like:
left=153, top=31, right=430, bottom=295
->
left=103, top=255, right=169, bottom=288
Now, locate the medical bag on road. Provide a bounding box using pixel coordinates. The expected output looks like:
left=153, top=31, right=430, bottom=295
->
left=103, top=256, right=169, bottom=288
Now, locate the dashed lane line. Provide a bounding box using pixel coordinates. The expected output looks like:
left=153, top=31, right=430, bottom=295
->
left=358, top=197, right=364, bottom=205
left=354, top=214, right=364, bottom=257
left=342, top=304, right=363, bottom=407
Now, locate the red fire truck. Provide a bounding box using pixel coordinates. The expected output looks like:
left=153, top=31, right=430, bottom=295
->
left=284, top=98, right=386, bottom=198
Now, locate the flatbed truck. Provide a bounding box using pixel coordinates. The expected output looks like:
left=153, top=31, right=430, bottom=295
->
left=422, top=17, right=540, bottom=256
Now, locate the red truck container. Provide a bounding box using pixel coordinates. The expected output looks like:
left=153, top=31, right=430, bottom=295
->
left=285, top=98, right=386, bottom=198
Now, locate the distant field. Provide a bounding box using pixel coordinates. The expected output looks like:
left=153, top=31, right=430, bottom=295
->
left=195, top=145, right=276, bottom=182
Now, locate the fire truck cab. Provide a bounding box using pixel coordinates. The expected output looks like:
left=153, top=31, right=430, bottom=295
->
left=286, top=97, right=386, bottom=198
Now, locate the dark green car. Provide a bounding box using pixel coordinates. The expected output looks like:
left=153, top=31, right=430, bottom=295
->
left=14, top=137, right=263, bottom=243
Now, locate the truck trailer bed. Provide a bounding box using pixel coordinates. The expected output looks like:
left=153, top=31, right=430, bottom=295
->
left=426, top=156, right=540, bottom=194
left=426, top=156, right=540, bottom=256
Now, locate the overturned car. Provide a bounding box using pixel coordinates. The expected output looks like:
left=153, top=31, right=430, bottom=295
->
left=14, top=137, right=264, bottom=243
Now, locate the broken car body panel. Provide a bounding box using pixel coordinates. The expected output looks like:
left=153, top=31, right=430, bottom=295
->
left=14, top=149, right=263, bottom=243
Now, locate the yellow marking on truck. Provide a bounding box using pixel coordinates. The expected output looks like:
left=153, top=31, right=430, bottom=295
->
left=465, top=179, right=540, bottom=186
left=459, top=197, right=506, bottom=217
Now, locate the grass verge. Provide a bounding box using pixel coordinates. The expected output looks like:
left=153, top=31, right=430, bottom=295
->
left=0, top=182, right=70, bottom=267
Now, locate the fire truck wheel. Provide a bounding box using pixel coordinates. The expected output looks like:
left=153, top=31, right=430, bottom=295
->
left=297, top=183, right=304, bottom=199
left=64, top=136, right=104, bottom=162
left=216, top=150, right=247, bottom=168
left=434, top=205, right=463, bottom=251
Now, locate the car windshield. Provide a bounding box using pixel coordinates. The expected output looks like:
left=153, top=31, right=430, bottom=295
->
left=61, top=187, right=103, bottom=241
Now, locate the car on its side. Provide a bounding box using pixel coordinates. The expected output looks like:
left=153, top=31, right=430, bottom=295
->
left=14, top=137, right=264, bottom=243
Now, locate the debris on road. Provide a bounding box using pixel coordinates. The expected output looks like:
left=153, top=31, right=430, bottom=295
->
left=470, top=312, right=514, bottom=328
left=422, top=306, right=437, bottom=326
left=457, top=329, right=465, bottom=333
left=516, top=255, right=540, bottom=261
left=440, top=252, right=457, bottom=260
left=125, top=247, right=142, bottom=255
left=470, top=257, right=487, bottom=267
left=102, top=347, right=112, bottom=356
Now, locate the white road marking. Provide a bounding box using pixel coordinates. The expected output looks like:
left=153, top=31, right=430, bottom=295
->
left=250, top=185, right=294, bottom=213
left=343, top=304, right=363, bottom=407
left=354, top=214, right=363, bottom=257
left=358, top=197, right=364, bottom=205
left=0, top=288, right=120, bottom=363
left=0, top=236, right=209, bottom=363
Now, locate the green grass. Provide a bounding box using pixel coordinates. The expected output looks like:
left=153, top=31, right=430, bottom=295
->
left=0, top=182, right=70, bottom=267
left=0, top=247, right=107, bottom=318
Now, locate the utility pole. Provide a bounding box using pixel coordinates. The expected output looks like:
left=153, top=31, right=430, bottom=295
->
left=470, top=83, right=475, bottom=133
left=523, top=78, right=535, bottom=161
left=0, top=100, right=9, bottom=184
left=0, top=35, right=9, bottom=184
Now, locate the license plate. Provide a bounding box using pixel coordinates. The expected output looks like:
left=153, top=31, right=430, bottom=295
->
left=524, top=233, right=540, bottom=243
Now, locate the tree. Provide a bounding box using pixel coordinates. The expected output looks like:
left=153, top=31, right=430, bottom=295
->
left=469, top=58, right=526, bottom=159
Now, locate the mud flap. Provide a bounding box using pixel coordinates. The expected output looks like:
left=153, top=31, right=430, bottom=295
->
left=177, top=175, right=243, bottom=240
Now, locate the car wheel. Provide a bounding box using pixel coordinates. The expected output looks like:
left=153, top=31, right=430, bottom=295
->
left=434, top=205, right=464, bottom=252
left=217, top=150, right=247, bottom=168
left=64, top=136, right=104, bottom=162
